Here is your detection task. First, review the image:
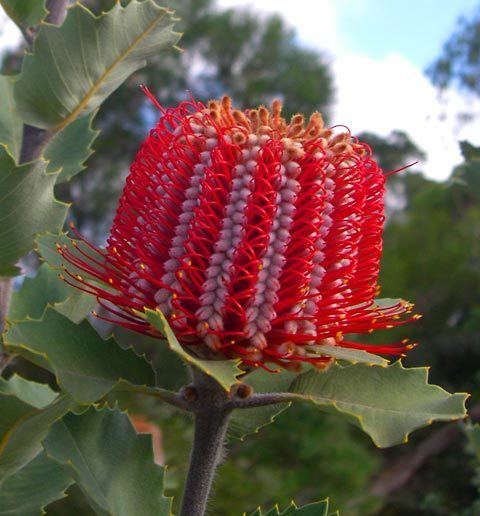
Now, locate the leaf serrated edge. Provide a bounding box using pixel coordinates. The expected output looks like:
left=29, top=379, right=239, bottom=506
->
left=4, top=306, right=157, bottom=404
left=291, top=361, right=469, bottom=448
left=232, top=403, right=291, bottom=442
left=21, top=0, right=182, bottom=131
left=42, top=405, right=174, bottom=515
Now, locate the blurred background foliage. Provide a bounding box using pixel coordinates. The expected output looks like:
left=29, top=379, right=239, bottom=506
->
left=2, top=0, right=480, bottom=514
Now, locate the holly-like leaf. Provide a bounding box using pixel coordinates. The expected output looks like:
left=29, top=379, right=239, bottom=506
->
left=0, top=452, right=73, bottom=516
left=229, top=368, right=294, bottom=440
left=0, top=0, right=47, bottom=30
left=229, top=402, right=290, bottom=441
left=44, top=112, right=99, bottom=183
left=0, top=374, right=57, bottom=408
left=0, top=376, right=74, bottom=481
left=0, top=75, right=22, bottom=161
left=290, top=361, right=469, bottom=448
left=4, top=307, right=155, bottom=404
left=54, top=290, right=98, bottom=324
left=145, top=308, right=242, bottom=391
left=8, top=262, right=96, bottom=323
left=0, top=147, right=67, bottom=276
left=44, top=407, right=172, bottom=516
left=247, top=499, right=332, bottom=516
left=15, top=1, right=181, bottom=130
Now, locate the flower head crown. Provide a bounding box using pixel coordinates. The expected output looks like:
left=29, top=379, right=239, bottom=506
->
left=60, top=93, right=417, bottom=369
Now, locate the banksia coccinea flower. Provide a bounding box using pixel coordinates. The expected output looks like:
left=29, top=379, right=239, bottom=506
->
left=59, top=91, right=418, bottom=369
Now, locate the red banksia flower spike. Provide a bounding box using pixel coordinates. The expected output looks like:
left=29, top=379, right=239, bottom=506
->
left=59, top=92, right=419, bottom=369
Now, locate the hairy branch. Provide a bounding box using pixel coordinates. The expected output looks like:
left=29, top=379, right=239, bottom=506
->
left=230, top=391, right=296, bottom=409
left=130, top=385, right=191, bottom=411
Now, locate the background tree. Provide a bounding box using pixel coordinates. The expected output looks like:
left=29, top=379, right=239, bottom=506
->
left=427, top=7, right=480, bottom=97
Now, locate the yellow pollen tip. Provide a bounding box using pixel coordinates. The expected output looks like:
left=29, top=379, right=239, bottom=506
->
left=113, top=246, right=118, bottom=253
left=58, top=274, right=65, bottom=280
left=140, top=263, right=146, bottom=270
left=76, top=275, right=83, bottom=281
left=69, top=222, right=75, bottom=229
left=108, top=278, right=114, bottom=284
left=172, top=293, right=178, bottom=299
left=203, top=322, right=209, bottom=329
left=178, top=271, right=184, bottom=278
left=92, top=311, right=98, bottom=317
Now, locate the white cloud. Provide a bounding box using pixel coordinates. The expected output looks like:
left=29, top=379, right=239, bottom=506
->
left=333, top=53, right=480, bottom=179
left=216, top=0, right=341, bottom=55
left=0, top=7, right=22, bottom=54
left=217, top=0, right=480, bottom=181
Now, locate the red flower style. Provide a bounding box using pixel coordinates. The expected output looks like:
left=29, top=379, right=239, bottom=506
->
left=59, top=93, right=418, bottom=369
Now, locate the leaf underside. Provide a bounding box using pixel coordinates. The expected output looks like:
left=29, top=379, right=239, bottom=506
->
left=43, top=407, right=172, bottom=516
left=290, top=362, right=468, bottom=448
left=15, top=0, right=181, bottom=129
left=0, top=75, right=22, bottom=161
left=44, top=112, right=99, bottom=183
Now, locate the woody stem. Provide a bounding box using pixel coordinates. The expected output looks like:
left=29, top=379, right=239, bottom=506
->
left=179, top=368, right=232, bottom=516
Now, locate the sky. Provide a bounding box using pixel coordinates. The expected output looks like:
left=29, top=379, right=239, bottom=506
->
left=217, top=0, right=480, bottom=180
left=1, top=1, right=480, bottom=180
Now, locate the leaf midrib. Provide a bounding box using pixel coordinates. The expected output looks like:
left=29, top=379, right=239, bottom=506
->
left=52, top=4, right=169, bottom=132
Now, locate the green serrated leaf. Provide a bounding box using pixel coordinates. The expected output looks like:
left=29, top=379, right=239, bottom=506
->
left=54, top=289, right=97, bottom=323
left=247, top=499, right=331, bottom=516
left=145, top=308, right=242, bottom=391
left=0, top=375, right=74, bottom=481
left=312, top=344, right=389, bottom=367
left=4, top=307, right=155, bottom=404
left=35, top=232, right=66, bottom=268
left=8, top=262, right=96, bottom=323
left=0, top=147, right=68, bottom=277
left=44, top=112, right=99, bottom=183
left=229, top=402, right=290, bottom=441
left=0, top=451, right=73, bottom=516
left=0, top=75, right=22, bottom=161
left=44, top=406, right=172, bottom=516
left=0, top=374, right=57, bottom=408
left=0, top=0, right=47, bottom=30
left=15, top=1, right=181, bottom=129
left=290, top=361, right=469, bottom=448
left=229, top=368, right=295, bottom=440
